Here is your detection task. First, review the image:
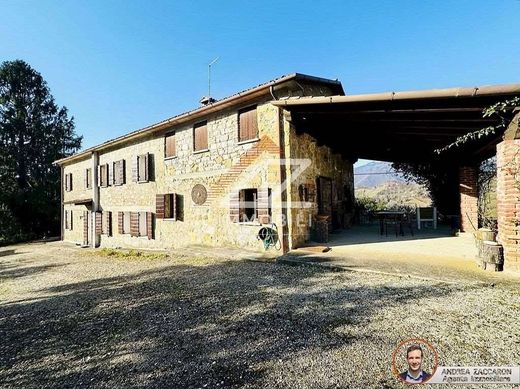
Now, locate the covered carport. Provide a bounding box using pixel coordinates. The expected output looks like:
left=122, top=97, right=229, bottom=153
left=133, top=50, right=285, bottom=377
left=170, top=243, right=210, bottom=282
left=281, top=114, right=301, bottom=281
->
left=273, top=84, right=520, bottom=270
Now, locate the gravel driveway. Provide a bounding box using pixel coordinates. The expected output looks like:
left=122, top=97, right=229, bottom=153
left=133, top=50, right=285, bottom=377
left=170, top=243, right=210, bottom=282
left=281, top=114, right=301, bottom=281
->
left=0, top=241, right=518, bottom=388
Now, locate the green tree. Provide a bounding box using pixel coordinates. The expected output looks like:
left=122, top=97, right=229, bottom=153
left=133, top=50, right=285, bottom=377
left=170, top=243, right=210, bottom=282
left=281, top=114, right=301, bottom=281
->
left=0, top=60, right=82, bottom=242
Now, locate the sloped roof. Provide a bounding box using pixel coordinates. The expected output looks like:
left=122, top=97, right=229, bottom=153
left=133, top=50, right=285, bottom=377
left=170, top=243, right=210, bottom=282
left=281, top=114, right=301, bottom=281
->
left=54, top=73, right=343, bottom=165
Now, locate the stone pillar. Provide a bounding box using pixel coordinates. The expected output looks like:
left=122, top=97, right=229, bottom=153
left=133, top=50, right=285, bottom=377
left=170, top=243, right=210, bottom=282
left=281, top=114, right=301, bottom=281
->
left=496, top=139, right=520, bottom=271
left=459, top=166, right=478, bottom=232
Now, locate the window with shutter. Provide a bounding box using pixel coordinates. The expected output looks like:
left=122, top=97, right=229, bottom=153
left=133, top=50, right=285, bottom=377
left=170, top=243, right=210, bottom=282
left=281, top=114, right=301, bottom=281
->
left=102, top=211, right=112, bottom=236
left=119, top=160, right=125, bottom=185
left=156, top=194, right=165, bottom=219
left=165, top=132, right=176, bottom=158
left=238, top=106, right=258, bottom=142
left=95, top=212, right=102, bottom=236
left=108, top=163, right=114, bottom=186
left=138, top=212, right=147, bottom=236
left=193, top=121, right=208, bottom=152
left=113, top=160, right=125, bottom=186
left=123, top=212, right=131, bottom=234
left=231, top=188, right=271, bottom=224
left=146, top=212, right=154, bottom=240
left=85, top=168, right=92, bottom=189
left=99, top=164, right=108, bottom=187
left=257, top=188, right=271, bottom=224
left=138, top=154, right=149, bottom=182
left=130, top=212, right=139, bottom=237
left=240, top=189, right=257, bottom=222
left=164, top=193, right=176, bottom=219
left=118, top=211, right=124, bottom=234
left=229, top=192, right=240, bottom=223
left=65, top=173, right=73, bottom=192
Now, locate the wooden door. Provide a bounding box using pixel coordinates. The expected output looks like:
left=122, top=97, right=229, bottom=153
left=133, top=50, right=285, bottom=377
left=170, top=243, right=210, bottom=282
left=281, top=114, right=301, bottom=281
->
left=317, top=176, right=333, bottom=216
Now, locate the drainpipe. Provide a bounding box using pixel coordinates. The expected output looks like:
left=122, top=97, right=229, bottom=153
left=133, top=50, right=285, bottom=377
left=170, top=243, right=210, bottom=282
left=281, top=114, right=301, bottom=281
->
left=276, top=107, right=290, bottom=253
left=91, top=151, right=99, bottom=248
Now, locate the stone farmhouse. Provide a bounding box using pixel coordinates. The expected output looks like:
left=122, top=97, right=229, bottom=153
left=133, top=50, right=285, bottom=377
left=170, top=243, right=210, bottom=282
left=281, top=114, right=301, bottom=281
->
left=55, top=74, right=353, bottom=253
left=55, top=73, right=520, bottom=270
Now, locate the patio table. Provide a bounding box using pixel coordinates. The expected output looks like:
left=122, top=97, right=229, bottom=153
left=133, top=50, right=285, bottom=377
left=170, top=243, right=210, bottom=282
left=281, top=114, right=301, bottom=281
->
left=376, top=211, right=406, bottom=236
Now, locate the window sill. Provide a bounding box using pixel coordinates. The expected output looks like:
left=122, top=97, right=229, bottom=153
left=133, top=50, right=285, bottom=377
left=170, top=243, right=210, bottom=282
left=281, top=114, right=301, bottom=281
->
left=164, top=155, right=177, bottom=161
left=193, top=149, right=209, bottom=155
left=237, top=222, right=262, bottom=226
left=162, top=218, right=177, bottom=221
left=237, top=137, right=260, bottom=146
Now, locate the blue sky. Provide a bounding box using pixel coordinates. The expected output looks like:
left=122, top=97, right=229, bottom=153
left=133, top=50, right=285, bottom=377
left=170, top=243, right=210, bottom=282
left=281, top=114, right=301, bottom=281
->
left=1, top=1, right=519, bottom=160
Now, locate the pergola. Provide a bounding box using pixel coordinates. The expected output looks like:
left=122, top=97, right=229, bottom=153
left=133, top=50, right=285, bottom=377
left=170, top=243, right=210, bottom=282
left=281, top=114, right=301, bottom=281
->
left=273, top=84, right=520, bottom=163
left=272, top=84, right=520, bottom=270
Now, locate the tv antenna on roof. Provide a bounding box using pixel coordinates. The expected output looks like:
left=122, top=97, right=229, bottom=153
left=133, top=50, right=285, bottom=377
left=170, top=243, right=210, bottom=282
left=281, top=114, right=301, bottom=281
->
left=208, top=57, right=219, bottom=99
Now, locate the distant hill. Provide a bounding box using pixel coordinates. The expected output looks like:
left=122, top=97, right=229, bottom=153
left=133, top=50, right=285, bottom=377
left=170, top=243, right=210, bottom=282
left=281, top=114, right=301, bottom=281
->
left=354, top=161, right=431, bottom=209
left=356, top=181, right=431, bottom=209
left=354, top=161, right=405, bottom=188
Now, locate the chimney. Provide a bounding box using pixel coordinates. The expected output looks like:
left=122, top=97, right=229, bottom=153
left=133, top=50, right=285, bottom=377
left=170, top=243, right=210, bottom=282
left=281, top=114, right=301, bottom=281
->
left=199, top=96, right=216, bottom=106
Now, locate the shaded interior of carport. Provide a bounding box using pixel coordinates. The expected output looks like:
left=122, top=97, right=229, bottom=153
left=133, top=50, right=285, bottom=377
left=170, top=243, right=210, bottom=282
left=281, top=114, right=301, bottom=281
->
left=273, top=84, right=520, bottom=270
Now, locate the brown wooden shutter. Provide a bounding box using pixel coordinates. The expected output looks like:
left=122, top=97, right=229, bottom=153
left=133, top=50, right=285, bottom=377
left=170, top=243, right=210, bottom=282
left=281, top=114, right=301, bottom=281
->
left=194, top=122, right=208, bottom=151
left=132, top=156, right=139, bottom=182
left=119, top=160, right=125, bottom=185
left=171, top=194, right=177, bottom=220
left=108, top=163, right=114, bottom=186
left=103, top=211, right=112, bottom=236
left=64, top=210, right=68, bottom=230
left=138, top=154, right=148, bottom=182
left=70, top=210, right=73, bottom=230
left=156, top=194, right=165, bottom=219
left=165, top=133, right=176, bottom=158
left=257, top=188, right=270, bottom=224
left=83, top=211, right=89, bottom=246
left=112, top=161, right=119, bottom=185
left=65, top=173, right=71, bottom=191
left=146, top=212, right=154, bottom=240
left=163, top=193, right=176, bottom=220
left=95, top=212, right=102, bottom=236
left=118, top=211, right=124, bottom=234
left=130, top=212, right=139, bottom=237
left=239, top=106, right=258, bottom=142
left=230, top=191, right=240, bottom=223
left=145, top=153, right=151, bottom=181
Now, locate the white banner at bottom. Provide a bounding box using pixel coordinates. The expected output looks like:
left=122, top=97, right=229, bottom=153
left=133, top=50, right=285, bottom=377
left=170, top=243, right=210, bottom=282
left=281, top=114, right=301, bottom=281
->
left=428, top=366, right=520, bottom=384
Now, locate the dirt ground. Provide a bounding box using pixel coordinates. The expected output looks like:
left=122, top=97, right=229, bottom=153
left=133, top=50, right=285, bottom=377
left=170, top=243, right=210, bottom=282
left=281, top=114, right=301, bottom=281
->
left=0, top=241, right=519, bottom=388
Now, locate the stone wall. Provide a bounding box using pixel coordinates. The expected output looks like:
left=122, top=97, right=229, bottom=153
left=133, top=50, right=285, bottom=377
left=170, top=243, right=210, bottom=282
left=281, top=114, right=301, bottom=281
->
left=459, top=166, right=479, bottom=232
left=496, top=139, right=520, bottom=270
left=62, top=100, right=284, bottom=252
left=285, top=126, right=354, bottom=249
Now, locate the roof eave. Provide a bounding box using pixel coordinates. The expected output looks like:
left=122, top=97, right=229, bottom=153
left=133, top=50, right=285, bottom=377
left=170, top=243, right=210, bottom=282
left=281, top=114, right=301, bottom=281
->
left=55, top=73, right=343, bottom=166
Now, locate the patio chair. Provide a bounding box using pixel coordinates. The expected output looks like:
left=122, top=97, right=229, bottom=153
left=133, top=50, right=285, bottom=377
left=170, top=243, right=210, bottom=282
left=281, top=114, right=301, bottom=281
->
left=416, top=206, right=437, bottom=229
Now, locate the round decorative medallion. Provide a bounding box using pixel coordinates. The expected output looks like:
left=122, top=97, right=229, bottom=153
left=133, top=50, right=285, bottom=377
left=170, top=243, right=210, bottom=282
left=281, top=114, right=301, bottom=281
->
left=191, top=184, right=207, bottom=205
